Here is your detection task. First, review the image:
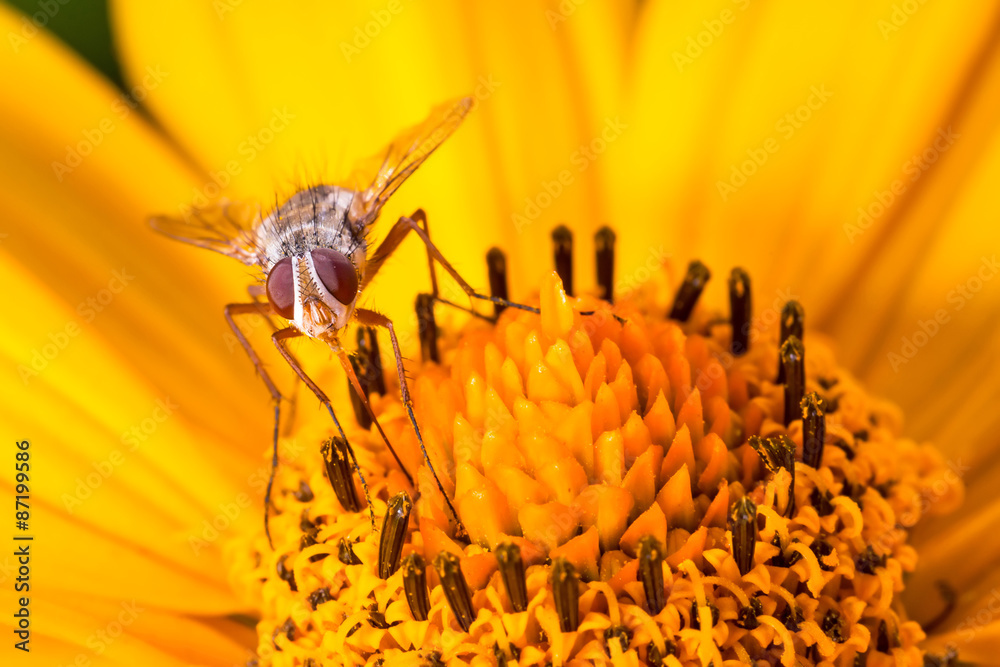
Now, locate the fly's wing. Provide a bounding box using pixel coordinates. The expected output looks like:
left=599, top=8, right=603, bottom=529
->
left=149, top=199, right=263, bottom=265
left=347, top=96, right=473, bottom=224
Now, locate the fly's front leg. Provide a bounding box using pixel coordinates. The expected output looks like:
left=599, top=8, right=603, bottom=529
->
left=405, top=210, right=539, bottom=315
left=355, top=307, right=466, bottom=537
left=247, top=284, right=301, bottom=435
left=271, top=328, right=376, bottom=531
left=224, top=301, right=284, bottom=548
left=362, top=210, right=539, bottom=316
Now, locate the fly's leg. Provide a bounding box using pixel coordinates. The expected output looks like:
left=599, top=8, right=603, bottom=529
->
left=272, top=328, right=381, bottom=530
left=355, top=307, right=465, bottom=536
left=247, top=284, right=301, bottom=435
left=332, top=343, right=415, bottom=488
left=224, top=301, right=285, bottom=549
left=363, top=209, right=539, bottom=317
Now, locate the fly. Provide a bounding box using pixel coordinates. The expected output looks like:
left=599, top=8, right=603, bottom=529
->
left=150, top=97, right=537, bottom=547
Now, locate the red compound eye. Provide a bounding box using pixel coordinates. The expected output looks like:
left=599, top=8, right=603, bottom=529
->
left=311, top=248, right=358, bottom=305
left=265, top=257, right=295, bottom=319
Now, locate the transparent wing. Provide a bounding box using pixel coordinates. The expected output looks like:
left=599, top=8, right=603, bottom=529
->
left=348, top=96, right=473, bottom=223
left=149, top=199, right=263, bottom=265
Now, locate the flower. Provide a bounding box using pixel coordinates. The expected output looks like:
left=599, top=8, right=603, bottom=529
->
left=241, top=270, right=962, bottom=665
left=2, top=1, right=999, bottom=665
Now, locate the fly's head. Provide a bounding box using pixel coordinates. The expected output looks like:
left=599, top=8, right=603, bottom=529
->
left=265, top=248, right=364, bottom=340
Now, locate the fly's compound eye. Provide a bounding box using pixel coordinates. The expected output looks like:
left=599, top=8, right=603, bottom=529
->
left=311, top=248, right=358, bottom=305
left=265, top=256, right=296, bottom=319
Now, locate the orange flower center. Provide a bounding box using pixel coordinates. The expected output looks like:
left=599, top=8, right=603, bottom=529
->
left=230, top=246, right=961, bottom=667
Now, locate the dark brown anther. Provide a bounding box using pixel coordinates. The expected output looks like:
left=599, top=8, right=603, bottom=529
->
left=690, top=600, right=720, bottom=629
left=495, top=542, right=528, bottom=612
left=780, top=604, right=803, bottom=631
left=299, top=511, right=318, bottom=536
left=801, top=392, right=826, bottom=468
left=293, top=481, right=314, bottom=502
left=367, top=606, right=390, bottom=629
left=552, top=225, right=574, bottom=296
left=854, top=545, right=885, bottom=574
left=401, top=553, right=430, bottom=621
left=776, top=300, right=804, bottom=382
left=781, top=335, right=805, bottom=427
left=822, top=609, right=845, bottom=643
left=604, top=626, right=631, bottom=655
left=876, top=619, right=891, bottom=652
left=307, top=587, right=332, bottom=610
left=415, top=293, right=439, bottom=363
left=378, top=492, right=412, bottom=579
left=321, top=436, right=361, bottom=513
left=348, top=327, right=386, bottom=428
left=434, top=551, right=476, bottom=631
left=595, top=226, right=616, bottom=303
left=749, top=434, right=796, bottom=516
left=728, top=267, right=751, bottom=356
left=271, top=617, right=296, bottom=649
left=669, top=260, right=711, bottom=322
left=737, top=596, right=763, bottom=629
left=645, top=640, right=677, bottom=666
left=731, top=496, right=758, bottom=576
left=424, top=651, right=446, bottom=667
left=637, top=536, right=665, bottom=615
left=348, top=353, right=373, bottom=429
left=550, top=557, right=580, bottom=632
left=276, top=555, right=297, bottom=592
left=358, top=327, right=386, bottom=395
left=338, top=537, right=362, bottom=565
left=299, top=532, right=317, bottom=552
left=811, top=539, right=835, bottom=571
left=486, top=247, right=509, bottom=318
left=493, top=643, right=520, bottom=667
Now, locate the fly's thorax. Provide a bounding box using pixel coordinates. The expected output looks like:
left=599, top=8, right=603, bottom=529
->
left=255, top=185, right=366, bottom=271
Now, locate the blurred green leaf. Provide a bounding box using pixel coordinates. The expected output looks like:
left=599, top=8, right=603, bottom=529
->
left=4, top=0, right=124, bottom=89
